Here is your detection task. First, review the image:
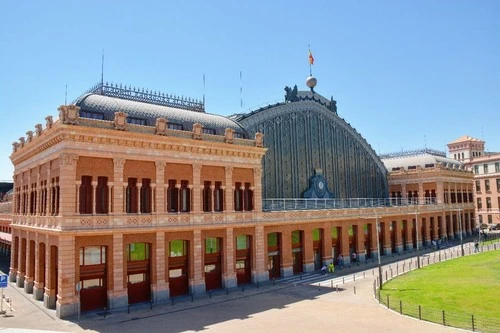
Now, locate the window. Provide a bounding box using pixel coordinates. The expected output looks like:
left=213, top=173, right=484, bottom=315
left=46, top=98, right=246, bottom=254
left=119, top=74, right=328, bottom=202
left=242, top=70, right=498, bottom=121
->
left=424, top=163, right=435, bottom=168
left=475, top=180, right=481, bottom=192
left=461, top=152, right=464, bottom=160
left=202, top=181, right=212, bottom=212
left=79, top=246, right=106, bottom=265
left=234, top=132, right=245, bottom=139
left=79, top=176, right=93, bottom=214
left=128, top=117, right=146, bottom=125
left=95, top=176, right=108, bottom=214
left=214, top=181, right=224, bottom=212
left=169, top=240, right=187, bottom=257
left=234, top=182, right=243, bottom=211
left=485, top=180, right=490, bottom=192
left=488, top=215, right=493, bottom=224
left=243, top=182, right=253, bottom=211
left=168, top=123, right=183, bottom=130
left=474, top=165, right=479, bottom=174
left=167, top=180, right=178, bottom=212
left=80, top=110, right=104, bottom=120
left=479, top=215, right=483, bottom=224
left=140, top=178, right=152, bottom=213
left=497, top=179, right=500, bottom=192
left=477, top=198, right=482, bottom=209
left=236, top=235, right=249, bottom=250
left=202, top=128, right=216, bottom=135
left=483, top=164, right=489, bottom=174
left=205, top=238, right=219, bottom=254
left=127, top=242, right=149, bottom=261
left=126, top=178, right=138, bottom=213
left=496, top=162, right=500, bottom=173
left=486, top=197, right=491, bottom=209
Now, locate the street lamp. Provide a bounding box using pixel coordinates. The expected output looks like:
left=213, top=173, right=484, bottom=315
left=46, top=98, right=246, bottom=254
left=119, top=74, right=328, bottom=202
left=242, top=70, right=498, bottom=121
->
left=458, top=208, right=465, bottom=256
left=415, top=209, right=420, bottom=269
left=375, top=212, right=383, bottom=290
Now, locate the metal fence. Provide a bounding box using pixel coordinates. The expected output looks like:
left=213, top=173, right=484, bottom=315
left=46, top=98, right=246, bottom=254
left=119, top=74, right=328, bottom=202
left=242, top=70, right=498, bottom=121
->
left=262, top=197, right=438, bottom=211
left=375, top=242, right=500, bottom=333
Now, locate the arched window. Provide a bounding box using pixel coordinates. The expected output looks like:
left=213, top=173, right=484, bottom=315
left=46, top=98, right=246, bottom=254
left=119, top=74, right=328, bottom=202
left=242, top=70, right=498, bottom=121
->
left=126, top=178, right=138, bottom=213
left=79, top=176, right=93, bottom=214
left=202, top=181, right=212, bottom=212
left=214, top=181, right=224, bottom=212
left=243, top=182, right=253, bottom=211
left=96, top=176, right=108, bottom=214
left=140, top=178, right=152, bottom=213
left=167, top=180, right=178, bottom=212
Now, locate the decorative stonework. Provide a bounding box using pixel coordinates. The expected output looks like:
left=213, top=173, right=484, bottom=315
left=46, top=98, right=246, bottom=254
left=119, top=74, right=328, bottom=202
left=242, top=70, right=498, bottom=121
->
left=253, top=167, right=262, bottom=177
left=114, top=112, right=128, bottom=131
left=113, top=158, right=126, bottom=169
left=255, top=132, right=264, bottom=147
left=58, top=105, right=80, bottom=125
left=192, top=164, right=202, bottom=174
left=192, top=123, right=203, bottom=140
left=26, top=131, right=33, bottom=143
left=19, top=137, right=25, bottom=148
left=155, top=118, right=168, bottom=136
left=35, top=124, right=43, bottom=136
left=12, top=142, right=19, bottom=153
left=59, top=154, right=78, bottom=166
left=45, top=116, right=53, bottom=129
left=155, top=160, right=166, bottom=171
left=224, top=128, right=235, bottom=144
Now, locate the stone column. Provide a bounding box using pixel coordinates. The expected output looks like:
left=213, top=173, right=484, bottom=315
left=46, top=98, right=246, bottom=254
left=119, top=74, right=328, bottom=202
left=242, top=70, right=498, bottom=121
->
left=113, top=158, right=125, bottom=215
left=111, top=233, right=127, bottom=308
left=302, top=228, right=314, bottom=272
left=401, top=183, right=407, bottom=201
left=91, top=180, right=97, bottom=214
left=24, top=238, right=34, bottom=293
left=155, top=161, right=166, bottom=214
left=44, top=244, right=56, bottom=309
left=418, top=183, right=424, bottom=205
left=281, top=231, right=293, bottom=278
left=33, top=234, right=45, bottom=301
left=253, top=167, right=263, bottom=212
left=136, top=182, right=142, bottom=214
left=192, top=164, right=202, bottom=214
left=224, top=228, right=237, bottom=288
left=58, top=154, right=79, bottom=216
left=394, top=220, right=403, bottom=253
left=224, top=166, right=234, bottom=212
left=17, top=237, right=26, bottom=287
left=153, top=231, right=168, bottom=301
left=56, top=236, right=77, bottom=318
left=252, top=225, right=267, bottom=283
left=191, top=229, right=205, bottom=293
left=381, top=219, right=392, bottom=255
left=321, top=223, right=332, bottom=265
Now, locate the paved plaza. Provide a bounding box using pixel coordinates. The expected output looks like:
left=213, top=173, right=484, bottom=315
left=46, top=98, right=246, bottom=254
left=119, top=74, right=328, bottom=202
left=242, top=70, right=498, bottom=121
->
left=0, top=244, right=481, bottom=333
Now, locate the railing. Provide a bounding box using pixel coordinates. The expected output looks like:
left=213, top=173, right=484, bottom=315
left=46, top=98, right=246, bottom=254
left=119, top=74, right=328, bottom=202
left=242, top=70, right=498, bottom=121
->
left=263, top=197, right=440, bottom=211
left=375, top=242, right=500, bottom=333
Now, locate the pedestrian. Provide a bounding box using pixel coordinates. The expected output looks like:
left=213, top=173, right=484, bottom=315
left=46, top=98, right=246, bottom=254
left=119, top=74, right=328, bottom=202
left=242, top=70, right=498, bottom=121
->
left=351, top=252, right=357, bottom=263
left=337, top=254, right=344, bottom=270
left=328, top=262, right=335, bottom=273
left=321, top=264, right=327, bottom=275
left=474, top=241, right=479, bottom=253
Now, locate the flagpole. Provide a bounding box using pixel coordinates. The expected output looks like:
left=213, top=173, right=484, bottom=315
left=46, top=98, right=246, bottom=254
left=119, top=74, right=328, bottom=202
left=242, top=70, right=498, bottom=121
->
left=308, top=44, right=312, bottom=76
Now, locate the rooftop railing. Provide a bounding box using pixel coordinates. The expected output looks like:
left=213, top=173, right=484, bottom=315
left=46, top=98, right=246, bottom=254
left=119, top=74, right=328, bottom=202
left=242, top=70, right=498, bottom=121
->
left=262, top=197, right=439, bottom=211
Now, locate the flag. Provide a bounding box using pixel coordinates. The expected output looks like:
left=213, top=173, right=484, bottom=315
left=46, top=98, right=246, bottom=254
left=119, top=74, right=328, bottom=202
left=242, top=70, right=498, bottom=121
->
left=308, top=49, right=314, bottom=65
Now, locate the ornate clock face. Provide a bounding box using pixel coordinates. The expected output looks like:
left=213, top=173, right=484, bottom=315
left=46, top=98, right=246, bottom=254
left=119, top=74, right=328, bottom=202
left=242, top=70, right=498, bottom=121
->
left=318, top=181, right=324, bottom=190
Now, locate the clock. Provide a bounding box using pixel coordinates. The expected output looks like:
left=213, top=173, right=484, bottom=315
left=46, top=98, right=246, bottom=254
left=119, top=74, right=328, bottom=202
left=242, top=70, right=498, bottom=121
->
left=318, top=181, right=324, bottom=190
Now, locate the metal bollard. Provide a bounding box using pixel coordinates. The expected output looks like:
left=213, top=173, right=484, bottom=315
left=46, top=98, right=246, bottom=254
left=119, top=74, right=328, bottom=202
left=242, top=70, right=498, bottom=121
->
left=336, top=284, right=339, bottom=292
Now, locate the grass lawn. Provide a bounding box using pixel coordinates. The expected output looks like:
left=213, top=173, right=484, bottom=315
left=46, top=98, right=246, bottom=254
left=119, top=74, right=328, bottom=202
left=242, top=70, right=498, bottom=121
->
left=379, top=251, right=500, bottom=321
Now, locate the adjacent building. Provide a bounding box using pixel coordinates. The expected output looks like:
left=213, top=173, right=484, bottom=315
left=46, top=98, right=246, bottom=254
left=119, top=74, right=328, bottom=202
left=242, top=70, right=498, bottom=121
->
left=448, top=136, right=500, bottom=228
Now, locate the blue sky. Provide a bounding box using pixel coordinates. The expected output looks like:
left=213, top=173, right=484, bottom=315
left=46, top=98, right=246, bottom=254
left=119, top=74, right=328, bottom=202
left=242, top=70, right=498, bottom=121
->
left=1, top=1, right=499, bottom=181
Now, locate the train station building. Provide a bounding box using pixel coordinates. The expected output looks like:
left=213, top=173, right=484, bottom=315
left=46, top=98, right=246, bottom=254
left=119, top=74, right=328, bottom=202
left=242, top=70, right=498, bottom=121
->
left=8, top=79, right=474, bottom=318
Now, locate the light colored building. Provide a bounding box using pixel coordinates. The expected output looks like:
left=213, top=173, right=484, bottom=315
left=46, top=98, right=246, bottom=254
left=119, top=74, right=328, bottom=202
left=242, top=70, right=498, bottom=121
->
left=448, top=136, right=500, bottom=228
left=9, top=82, right=475, bottom=318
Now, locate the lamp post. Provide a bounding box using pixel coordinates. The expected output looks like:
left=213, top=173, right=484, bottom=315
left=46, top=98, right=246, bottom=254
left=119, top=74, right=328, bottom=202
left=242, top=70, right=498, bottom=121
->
left=458, top=208, right=465, bottom=256
left=415, top=209, right=420, bottom=269
left=376, top=212, right=383, bottom=290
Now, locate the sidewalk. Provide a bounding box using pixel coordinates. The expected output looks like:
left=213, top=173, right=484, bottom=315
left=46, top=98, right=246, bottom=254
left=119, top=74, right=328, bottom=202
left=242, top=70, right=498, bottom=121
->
left=0, top=240, right=486, bottom=333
